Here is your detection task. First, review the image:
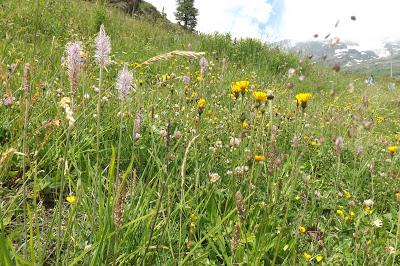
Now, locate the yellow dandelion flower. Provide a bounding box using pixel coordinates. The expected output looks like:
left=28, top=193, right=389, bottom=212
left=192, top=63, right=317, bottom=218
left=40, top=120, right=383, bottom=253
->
left=190, top=91, right=198, bottom=99
left=298, top=226, right=306, bottom=233
left=253, top=91, right=267, bottom=102
left=336, top=209, right=344, bottom=216
left=316, top=255, right=323, bottom=263
left=376, top=116, right=384, bottom=124
left=303, top=252, right=312, bottom=261
left=388, top=145, right=398, bottom=154
left=364, top=206, right=373, bottom=215
left=343, top=190, right=351, bottom=199
left=254, top=155, right=265, bottom=162
left=162, top=74, right=171, bottom=81
left=197, top=98, right=206, bottom=109
left=235, top=80, right=249, bottom=94
left=309, top=140, right=317, bottom=147
left=197, top=76, right=203, bottom=81
left=66, top=195, right=76, bottom=204
left=295, top=93, right=312, bottom=109
left=231, top=84, right=241, bottom=98
left=242, top=121, right=249, bottom=129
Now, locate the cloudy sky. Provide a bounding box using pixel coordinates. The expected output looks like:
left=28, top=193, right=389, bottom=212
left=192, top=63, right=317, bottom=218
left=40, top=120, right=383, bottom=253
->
left=147, top=0, right=400, bottom=50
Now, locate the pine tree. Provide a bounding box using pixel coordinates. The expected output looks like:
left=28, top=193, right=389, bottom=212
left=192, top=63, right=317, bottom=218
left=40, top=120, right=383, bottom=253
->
left=175, top=0, right=198, bottom=31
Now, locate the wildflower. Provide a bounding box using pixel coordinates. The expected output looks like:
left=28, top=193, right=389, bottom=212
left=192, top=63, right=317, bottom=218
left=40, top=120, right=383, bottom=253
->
left=364, top=206, right=373, bottom=215
left=343, top=190, right=351, bottom=199
left=116, top=64, right=134, bottom=100
left=316, top=255, right=323, bottom=263
left=303, top=252, right=312, bottom=261
left=132, top=108, right=144, bottom=141
left=197, top=98, right=206, bottom=115
left=335, top=136, right=343, bottom=155
left=95, top=24, right=111, bottom=67
left=309, top=140, right=317, bottom=147
left=160, top=129, right=168, bottom=138
left=231, top=84, right=241, bottom=98
left=235, top=191, right=246, bottom=222
left=208, top=173, right=221, bottom=183
left=254, top=155, right=265, bottom=162
left=66, top=195, right=76, bottom=203
left=291, top=134, right=300, bottom=148
left=230, top=137, right=241, bottom=147
left=215, top=140, right=223, bottom=149
left=199, top=57, right=208, bottom=78
left=114, top=175, right=127, bottom=228
left=267, top=90, right=274, bottom=100
left=372, top=218, right=383, bottom=228
left=242, top=121, right=249, bottom=129
left=298, top=226, right=306, bottom=233
left=231, top=223, right=241, bottom=252
left=3, top=95, right=13, bottom=107
left=336, top=209, right=344, bottom=216
left=363, top=199, right=374, bottom=207
left=59, top=97, right=71, bottom=109
left=182, top=75, right=190, bottom=84
left=65, top=42, right=82, bottom=97
left=234, top=165, right=248, bottom=177
left=64, top=105, right=75, bottom=127
left=388, top=145, right=398, bottom=155
left=385, top=246, right=395, bottom=254
left=174, top=130, right=182, bottom=140
left=237, top=80, right=249, bottom=93
left=288, top=68, right=296, bottom=77
left=253, top=91, right=267, bottom=103
left=295, top=93, right=312, bottom=109
left=197, top=98, right=206, bottom=109
left=23, top=63, right=31, bottom=95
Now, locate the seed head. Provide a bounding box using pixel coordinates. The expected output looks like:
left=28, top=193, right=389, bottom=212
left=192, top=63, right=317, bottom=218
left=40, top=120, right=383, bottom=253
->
left=235, top=191, right=245, bottom=223
left=23, top=63, right=31, bottom=96
left=231, top=223, right=241, bottom=252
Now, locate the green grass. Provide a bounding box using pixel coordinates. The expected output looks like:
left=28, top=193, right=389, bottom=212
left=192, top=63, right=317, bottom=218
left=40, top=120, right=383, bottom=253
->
left=0, top=0, right=400, bottom=265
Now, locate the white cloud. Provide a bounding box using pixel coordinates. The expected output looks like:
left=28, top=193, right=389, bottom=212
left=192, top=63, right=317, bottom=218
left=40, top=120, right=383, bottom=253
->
left=278, top=0, right=400, bottom=50
left=146, top=0, right=273, bottom=39
left=146, top=0, right=400, bottom=50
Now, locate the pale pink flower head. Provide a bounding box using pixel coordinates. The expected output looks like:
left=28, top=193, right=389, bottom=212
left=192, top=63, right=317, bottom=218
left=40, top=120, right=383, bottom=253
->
left=116, top=64, right=134, bottom=100
left=95, top=24, right=111, bottom=67
left=65, top=42, right=83, bottom=95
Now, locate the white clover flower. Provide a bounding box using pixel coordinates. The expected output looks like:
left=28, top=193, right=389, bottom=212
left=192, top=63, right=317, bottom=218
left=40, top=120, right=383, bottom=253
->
left=208, top=173, right=221, bottom=183
left=372, top=218, right=383, bottom=228
left=363, top=199, right=374, bottom=207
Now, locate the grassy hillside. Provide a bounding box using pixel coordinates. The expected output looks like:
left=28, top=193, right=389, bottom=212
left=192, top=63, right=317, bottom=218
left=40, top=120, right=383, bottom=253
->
left=1, top=0, right=400, bottom=265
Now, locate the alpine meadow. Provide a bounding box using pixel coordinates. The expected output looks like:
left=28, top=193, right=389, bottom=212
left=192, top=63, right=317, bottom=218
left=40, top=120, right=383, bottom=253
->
left=0, top=0, right=400, bottom=265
